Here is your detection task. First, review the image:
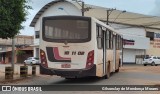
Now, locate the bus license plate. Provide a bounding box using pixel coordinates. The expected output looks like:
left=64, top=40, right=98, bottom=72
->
left=61, top=64, right=71, bottom=68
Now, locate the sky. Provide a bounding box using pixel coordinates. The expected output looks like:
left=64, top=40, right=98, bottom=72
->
left=20, top=0, right=160, bottom=36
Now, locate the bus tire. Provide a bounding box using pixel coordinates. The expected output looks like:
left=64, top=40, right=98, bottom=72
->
left=144, top=64, right=147, bottom=66
left=119, top=59, right=121, bottom=67
left=104, top=63, right=110, bottom=79
left=115, top=61, right=120, bottom=73
left=65, top=78, right=72, bottom=80
left=115, top=68, right=119, bottom=73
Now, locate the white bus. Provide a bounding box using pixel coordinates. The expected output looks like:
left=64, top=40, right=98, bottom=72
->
left=39, top=16, right=122, bottom=79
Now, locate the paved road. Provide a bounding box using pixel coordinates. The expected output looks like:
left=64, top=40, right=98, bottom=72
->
left=0, top=64, right=160, bottom=94
left=5, top=64, right=159, bottom=85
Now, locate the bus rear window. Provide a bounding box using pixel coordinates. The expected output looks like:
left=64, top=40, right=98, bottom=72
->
left=42, top=16, right=91, bottom=43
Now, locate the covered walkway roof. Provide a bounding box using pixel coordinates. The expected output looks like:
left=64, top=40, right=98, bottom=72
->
left=30, top=0, right=160, bottom=30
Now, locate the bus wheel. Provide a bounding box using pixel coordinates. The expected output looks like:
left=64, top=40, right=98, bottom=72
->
left=115, top=62, right=120, bottom=72
left=65, top=77, right=74, bottom=80
left=115, top=68, right=119, bottom=73
left=65, top=78, right=71, bottom=80
left=104, top=63, right=110, bottom=79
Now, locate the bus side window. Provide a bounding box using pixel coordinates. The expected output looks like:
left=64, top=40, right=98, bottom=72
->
left=106, top=30, right=113, bottom=49
left=97, top=25, right=103, bottom=49
left=119, top=36, right=122, bottom=49
left=116, top=35, right=119, bottom=50
left=109, top=31, right=113, bottom=49
left=106, top=30, right=110, bottom=49
left=116, top=35, right=122, bottom=50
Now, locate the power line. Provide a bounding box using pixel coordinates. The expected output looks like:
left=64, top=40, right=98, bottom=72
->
left=98, top=16, right=157, bottom=21
left=120, top=16, right=157, bottom=23
left=99, top=16, right=160, bottom=27
left=143, top=21, right=160, bottom=26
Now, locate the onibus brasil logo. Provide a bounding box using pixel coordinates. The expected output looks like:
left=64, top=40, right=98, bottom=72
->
left=2, top=86, right=42, bottom=91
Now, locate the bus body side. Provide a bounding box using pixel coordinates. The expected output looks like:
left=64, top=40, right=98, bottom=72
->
left=94, top=19, right=121, bottom=78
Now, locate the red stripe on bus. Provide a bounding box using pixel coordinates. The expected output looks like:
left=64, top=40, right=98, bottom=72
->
left=53, top=47, right=71, bottom=61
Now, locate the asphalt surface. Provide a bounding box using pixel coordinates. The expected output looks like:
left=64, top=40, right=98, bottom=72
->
left=0, top=64, right=160, bottom=94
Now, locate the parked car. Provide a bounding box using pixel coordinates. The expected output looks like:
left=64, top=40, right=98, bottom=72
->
left=24, top=57, right=40, bottom=65
left=143, top=56, right=160, bottom=66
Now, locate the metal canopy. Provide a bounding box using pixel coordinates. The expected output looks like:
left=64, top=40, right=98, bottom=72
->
left=30, top=0, right=160, bottom=30
left=84, top=5, right=160, bottom=30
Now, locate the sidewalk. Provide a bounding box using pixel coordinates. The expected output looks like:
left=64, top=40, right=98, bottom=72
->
left=0, top=64, right=40, bottom=83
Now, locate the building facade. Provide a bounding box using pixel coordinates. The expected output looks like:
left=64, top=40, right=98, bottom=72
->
left=0, top=35, right=34, bottom=64
left=111, top=24, right=150, bottom=64
left=30, top=0, right=160, bottom=64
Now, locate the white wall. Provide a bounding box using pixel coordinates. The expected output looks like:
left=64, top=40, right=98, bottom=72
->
left=123, top=35, right=150, bottom=49
left=33, top=47, right=36, bottom=57
left=123, top=49, right=145, bottom=63
left=111, top=24, right=150, bottom=63
left=111, top=23, right=150, bottom=49
left=111, top=24, right=145, bottom=36
left=34, top=2, right=81, bottom=31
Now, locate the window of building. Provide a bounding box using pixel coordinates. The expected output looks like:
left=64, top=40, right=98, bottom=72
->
left=146, top=31, right=154, bottom=41
left=35, top=31, right=39, bottom=38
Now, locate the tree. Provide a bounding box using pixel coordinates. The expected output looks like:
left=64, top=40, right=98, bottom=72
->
left=0, top=0, right=31, bottom=39
left=16, top=50, right=26, bottom=56
left=16, top=50, right=26, bottom=63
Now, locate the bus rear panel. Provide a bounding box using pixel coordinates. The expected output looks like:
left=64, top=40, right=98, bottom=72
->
left=40, top=16, right=96, bottom=78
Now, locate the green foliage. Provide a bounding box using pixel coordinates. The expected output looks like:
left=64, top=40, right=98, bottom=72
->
left=0, top=0, right=32, bottom=39
left=16, top=50, right=26, bottom=56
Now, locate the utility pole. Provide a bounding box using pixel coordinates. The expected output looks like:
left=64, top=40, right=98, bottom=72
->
left=106, top=10, right=109, bottom=25
left=11, top=37, right=15, bottom=72
left=72, top=0, right=90, bottom=16
left=106, top=8, right=116, bottom=25
left=82, top=1, right=84, bottom=16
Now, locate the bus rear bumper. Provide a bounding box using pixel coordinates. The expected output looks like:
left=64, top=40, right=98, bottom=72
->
left=40, top=64, right=96, bottom=78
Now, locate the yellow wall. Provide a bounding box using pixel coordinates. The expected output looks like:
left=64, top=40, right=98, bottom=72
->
left=146, top=28, right=160, bottom=56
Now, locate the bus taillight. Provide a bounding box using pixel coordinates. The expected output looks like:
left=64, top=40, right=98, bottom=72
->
left=86, top=50, right=94, bottom=69
left=40, top=49, right=48, bottom=68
